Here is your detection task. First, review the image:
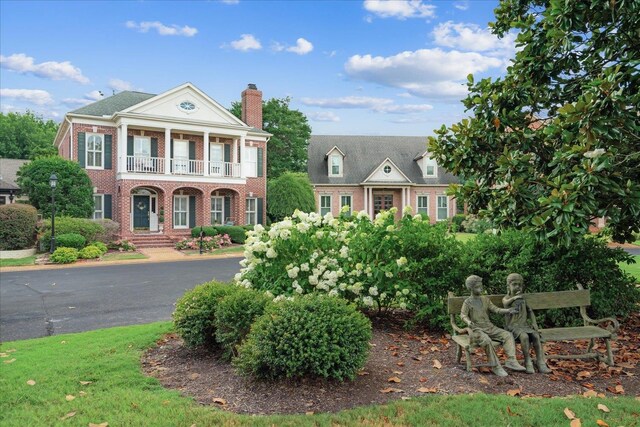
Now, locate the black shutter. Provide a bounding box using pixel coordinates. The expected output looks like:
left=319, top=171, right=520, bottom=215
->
left=77, top=132, right=86, bottom=167
left=188, top=195, right=196, bottom=228
left=127, top=136, right=134, bottom=156
left=189, top=141, right=196, bottom=173
left=224, top=144, right=230, bottom=162
left=257, top=198, right=264, bottom=225
left=224, top=196, right=231, bottom=223
left=104, top=135, right=112, bottom=169
left=104, top=194, right=112, bottom=219
left=151, top=138, right=158, bottom=157
left=257, top=147, right=264, bottom=177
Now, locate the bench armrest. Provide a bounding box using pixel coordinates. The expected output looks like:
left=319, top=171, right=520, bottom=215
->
left=581, top=309, right=620, bottom=334
left=449, top=313, right=468, bottom=335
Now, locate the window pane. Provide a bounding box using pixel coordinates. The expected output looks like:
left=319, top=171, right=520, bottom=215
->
left=437, top=196, right=448, bottom=220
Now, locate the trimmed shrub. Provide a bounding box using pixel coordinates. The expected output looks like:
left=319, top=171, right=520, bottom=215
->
left=234, top=295, right=372, bottom=381
left=50, top=247, right=78, bottom=264
left=79, top=245, right=102, bottom=259
left=190, top=226, right=219, bottom=238
left=215, top=225, right=246, bottom=243
left=451, top=214, right=467, bottom=232
left=175, top=234, right=232, bottom=251
left=88, top=241, right=108, bottom=254
left=39, top=217, right=104, bottom=249
left=214, top=288, right=272, bottom=360
left=0, top=204, right=38, bottom=250
left=56, top=233, right=86, bottom=250
left=93, top=219, right=120, bottom=244
left=172, top=281, right=237, bottom=348
left=461, top=214, right=493, bottom=234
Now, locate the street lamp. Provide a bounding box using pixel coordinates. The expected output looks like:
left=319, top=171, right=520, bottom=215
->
left=49, top=173, right=58, bottom=253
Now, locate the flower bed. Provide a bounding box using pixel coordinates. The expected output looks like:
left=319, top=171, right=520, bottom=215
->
left=175, top=234, right=232, bottom=252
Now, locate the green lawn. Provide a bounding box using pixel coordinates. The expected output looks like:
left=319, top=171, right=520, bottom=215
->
left=101, top=252, right=148, bottom=261
left=620, top=255, right=640, bottom=282
left=454, top=232, right=477, bottom=243
left=182, top=245, right=245, bottom=256
left=0, top=255, right=37, bottom=267
left=1, top=323, right=638, bottom=427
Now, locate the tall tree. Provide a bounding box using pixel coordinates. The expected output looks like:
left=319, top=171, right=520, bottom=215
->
left=267, top=172, right=316, bottom=222
left=230, top=97, right=312, bottom=179
left=0, top=111, right=59, bottom=159
left=17, top=156, right=94, bottom=218
left=428, top=0, right=640, bottom=245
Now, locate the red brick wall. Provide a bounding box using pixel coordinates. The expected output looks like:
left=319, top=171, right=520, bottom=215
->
left=245, top=138, right=267, bottom=224
left=241, top=86, right=263, bottom=129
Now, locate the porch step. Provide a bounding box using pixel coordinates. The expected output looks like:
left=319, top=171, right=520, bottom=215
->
left=129, top=234, right=176, bottom=248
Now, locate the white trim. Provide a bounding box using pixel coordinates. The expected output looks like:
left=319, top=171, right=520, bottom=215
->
left=329, top=153, right=343, bottom=177
left=423, top=156, right=438, bottom=178
left=245, top=197, right=257, bottom=225
left=244, top=146, right=258, bottom=177
left=362, top=157, right=412, bottom=183
left=117, top=172, right=246, bottom=184
left=85, top=133, right=105, bottom=169
left=325, top=145, right=346, bottom=158
left=173, top=195, right=189, bottom=229
left=93, top=194, right=104, bottom=220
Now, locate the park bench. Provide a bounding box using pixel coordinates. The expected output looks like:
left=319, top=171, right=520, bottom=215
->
left=447, top=284, right=619, bottom=372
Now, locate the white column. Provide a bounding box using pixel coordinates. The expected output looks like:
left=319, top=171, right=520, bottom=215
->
left=203, top=131, right=210, bottom=176
left=119, top=123, right=127, bottom=173
left=232, top=138, right=238, bottom=163
left=164, top=128, right=171, bottom=175
left=363, top=187, right=368, bottom=216
left=239, top=135, right=246, bottom=178
left=368, top=187, right=373, bottom=216
left=401, top=187, right=406, bottom=212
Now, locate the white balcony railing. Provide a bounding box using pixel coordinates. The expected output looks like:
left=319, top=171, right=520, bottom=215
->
left=126, top=156, right=164, bottom=174
left=171, top=158, right=204, bottom=175
left=209, top=161, right=241, bottom=178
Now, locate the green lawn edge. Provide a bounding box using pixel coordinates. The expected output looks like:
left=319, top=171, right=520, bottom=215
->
left=1, top=322, right=638, bottom=427
left=0, top=255, right=37, bottom=267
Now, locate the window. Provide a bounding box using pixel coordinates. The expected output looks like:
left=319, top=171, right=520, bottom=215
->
left=210, top=143, right=224, bottom=176
left=417, top=195, right=429, bottom=216
left=437, top=195, right=448, bottom=221
left=173, top=195, right=189, bottom=228
left=424, top=156, right=437, bottom=177
left=320, top=195, right=332, bottom=216
left=246, top=198, right=257, bottom=225
left=245, top=147, right=257, bottom=177
left=340, top=195, right=352, bottom=216
left=134, top=136, right=150, bottom=157
left=0, top=196, right=7, bottom=205
left=179, top=101, right=196, bottom=111
left=330, top=154, right=342, bottom=176
left=86, top=133, right=104, bottom=168
left=93, top=194, right=104, bottom=220
left=383, top=165, right=392, bottom=174
left=211, top=196, right=223, bottom=224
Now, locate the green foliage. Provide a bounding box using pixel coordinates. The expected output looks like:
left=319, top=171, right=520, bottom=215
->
left=461, top=214, right=493, bottom=234
left=50, top=247, right=79, bottom=264
left=267, top=172, right=316, bottom=222
left=93, top=219, right=120, bottom=244
left=172, top=281, right=236, bottom=348
left=230, top=97, right=312, bottom=179
left=190, top=226, right=219, bottom=238
left=214, top=225, right=246, bottom=243
left=55, top=232, right=86, bottom=250
left=451, top=214, right=467, bottom=232
left=175, top=234, right=232, bottom=251
left=88, top=241, right=108, bottom=254
left=0, top=203, right=37, bottom=250
left=235, top=295, right=371, bottom=380
left=0, top=111, right=58, bottom=159
left=428, top=0, right=640, bottom=245
left=107, top=239, right=137, bottom=251
left=17, top=156, right=94, bottom=217
left=39, top=217, right=104, bottom=249
left=79, top=245, right=103, bottom=259
left=214, top=288, right=272, bottom=360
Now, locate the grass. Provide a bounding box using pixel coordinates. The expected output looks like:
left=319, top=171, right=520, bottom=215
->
left=454, top=232, right=477, bottom=243
left=619, top=255, right=640, bottom=282
left=101, top=252, right=148, bottom=261
left=182, top=245, right=245, bottom=256
left=0, top=255, right=37, bottom=267
left=1, top=323, right=638, bottom=427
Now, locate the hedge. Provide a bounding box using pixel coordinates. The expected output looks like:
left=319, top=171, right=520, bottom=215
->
left=0, top=204, right=38, bottom=250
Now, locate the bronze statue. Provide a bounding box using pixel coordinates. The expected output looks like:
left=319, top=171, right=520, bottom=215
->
left=502, top=273, right=551, bottom=374
left=460, top=275, right=527, bottom=377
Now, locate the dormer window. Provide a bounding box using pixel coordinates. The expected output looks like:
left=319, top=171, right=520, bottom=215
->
left=329, top=154, right=343, bottom=177
left=423, top=156, right=437, bottom=178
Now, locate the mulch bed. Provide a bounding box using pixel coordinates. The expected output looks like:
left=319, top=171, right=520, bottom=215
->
left=141, top=312, right=640, bottom=415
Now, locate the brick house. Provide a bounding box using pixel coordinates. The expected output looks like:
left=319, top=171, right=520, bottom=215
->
left=54, top=83, right=269, bottom=244
left=308, top=136, right=461, bottom=221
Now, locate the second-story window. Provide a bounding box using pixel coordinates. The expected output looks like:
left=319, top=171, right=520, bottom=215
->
left=424, top=156, right=437, bottom=177
left=329, top=154, right=342, bottom=177
left=245, top=147, right=257, bottom=177
left=86, top=133, right=104, bottom=168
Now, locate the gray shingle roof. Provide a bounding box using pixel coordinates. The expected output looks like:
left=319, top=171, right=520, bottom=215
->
left=0, top=158, right=29, bottom=190
left=308, top=135, right=459, bottom=185
left=70, top=91, right=156, bottom=116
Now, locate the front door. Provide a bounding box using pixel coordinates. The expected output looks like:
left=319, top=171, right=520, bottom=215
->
left=133, top=195, right=150, bottom=229
left=373, top=194, right=393, bottom=215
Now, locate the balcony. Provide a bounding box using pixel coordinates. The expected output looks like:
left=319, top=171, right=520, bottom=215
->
left=127, top=156, right=164, bottom=174
left=125, top=156, right=241, bottom=178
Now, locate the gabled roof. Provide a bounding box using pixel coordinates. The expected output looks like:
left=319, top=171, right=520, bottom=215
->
left=70, top=91, right=156, bottom=116
left=0, top=158, right=29, bottom=190
left=325, top=145, right=346, bottom=158
left=307, top=135, right=459, bottom=185
left=362, top=157, right=412, bottom=183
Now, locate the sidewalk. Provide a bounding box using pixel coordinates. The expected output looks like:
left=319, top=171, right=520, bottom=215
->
left=0, top=247, right=243, bottom=272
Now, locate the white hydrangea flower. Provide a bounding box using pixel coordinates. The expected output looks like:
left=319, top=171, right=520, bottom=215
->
left=413, top=214, right=423, bottom=222
left=339, top=245, right=349, bottom=258
left=362, top=296, right=374, bottom=306
left=396, top=257, right=407, bottom=267
left=328, top=289, right=339, bottom=297
left=315, top=231, right=325, bottom=239
left=300, top=263, right=310, bottom=272
left=280, top=229, right=291, bottom=240
left=234, top=273, right=242, bottom=282
left=399, top=302, right=407, bottom=309
left=402, top=288, right=410, bottom=295
left=287, top=266, right=300, bottom=279
left=266, top=248, right=277, bottom=258
left=584, top=148, right=605, bottom=159
left=322, top=212, right=334, bottom=224
left=357, top=210, right=370, bottom=220
left=309, top=275, right=318, bottom=285
left=369, top=286, right=379, bottom=296
left=386, top=225, right=395, bottom=232
left=340, top=204, right=351, bottom=214
left=403, top=205, right=413, bottom=216
left=385, top=271, right=393, bottom=278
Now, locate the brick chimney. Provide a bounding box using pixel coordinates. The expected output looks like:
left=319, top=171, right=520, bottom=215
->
left=241, top=83, right=263, bottom=130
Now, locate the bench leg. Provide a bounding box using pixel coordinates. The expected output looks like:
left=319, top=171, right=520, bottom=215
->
left=465, top=348, right=472, bottom=372
left=605, top=338, right=614, bottom=366
left=455, top=344, right=462, bottom=364
left=587, top=338, right=595, bottom=354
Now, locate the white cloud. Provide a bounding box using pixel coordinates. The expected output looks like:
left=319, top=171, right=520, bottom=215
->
left=228, top=34, right=262, bottom=51
left=344, top=48, right=502, bottom=98
left=300, top=96, right=432, bottom=114
left=0, top=53, right=90, bottom=84
left=324, top=50, right=337, bottom=58
left=432, top=21, right=516, bottom=53
left=308, top=111, right=341, bottom=122
left=220, top=0, right=239, bottom=4
left=108, top=78, right=135, bottom=92
left=85, top=90, right=104, bottom=101
left=363, top=0, right=436, bottom=20
left=287, top=38, right=314, bottom=55
left=378, top=103, right=433, bottom=114
left=63, top=90, right=105, bottom=107
left=453, top=1, right=469, bottom=10
left=0, top=88, right=54, bottom=105
left=125, top=21, right=198, bottom=37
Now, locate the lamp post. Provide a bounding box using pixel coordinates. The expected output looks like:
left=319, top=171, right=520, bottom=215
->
left=199, top=224, right=204, bottom=255
left=49, top=173, right=58, bottom=253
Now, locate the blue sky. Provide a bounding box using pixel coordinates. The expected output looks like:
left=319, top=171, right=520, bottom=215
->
left=0, top=0, right=515, bottom=136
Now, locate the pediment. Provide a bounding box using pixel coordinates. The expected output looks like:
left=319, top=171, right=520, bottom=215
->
left=123, top=83, right=246, bottom=126
left=363, top=158, right=412, bottom=183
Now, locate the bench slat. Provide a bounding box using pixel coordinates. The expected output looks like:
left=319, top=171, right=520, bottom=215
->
left=539, top=326, right=611, bottom=341
left=447, top=289, right=590, bottom=313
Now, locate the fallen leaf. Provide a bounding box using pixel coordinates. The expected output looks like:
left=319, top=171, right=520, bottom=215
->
left=506, top=388, right=521, bottom=397
left=597, top=404, right=610, bottom=413
left=564, top=408, right=576, bottom=420
left=379, top=388, right=403, bottom=393
left=596, top=420, right=609, bottom=427
left=65, top=395, right=75, bottom=401
left=388, top=376, right=402, bottom=383
left=393, top=370, right=403, bottom=375
left=583, top=390, right=598, bottom=398
left=27, top=380, right=36, bottom=386
left=79, top=381, right=92, bottom=385
left=478, top=376, right=489, bottom=385
left=432, top=360, right=442, bottom=369
left=396, top=361, right=405, bottom=367
left=212, top=398, right=226, bottom=405
left=570, top=419, right=581, bottom=427
left=615, top=384, right=624, bottom=394
left=419, top=377, right=427, bottom=382
left=305, top=411, right=314, bottom=415
left=417, top=387, right=437, bottom=393
left=357, top=371, right=369, bottom=376
left=59, top=412, right=76, bottom=420
left=89, top=423, right=109, bottom=427
left=577, top=370, right=591, bottom=379
left=189, top=373, right=200, bottom=380
left=3, top=358, right=16, bottom=364
left=60, top=341, right=66, bottom=344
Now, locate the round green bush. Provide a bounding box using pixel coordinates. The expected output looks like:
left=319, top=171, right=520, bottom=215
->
left=88, top=241, right=108, bottom=254
left=50, top=247, right=79, bottom=264
left=79, top=245, right=102, bottom=259
left=234, top=295, right=372, bottom=381
left=39, top=217, right=105, bottom=249
left=0, top=204, right=38, bottom=250
left=214, top=288, right=272, bottom=360
left=55, top=233, right=86, bottom=250
left=172, top=281, right=237, bottom=348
